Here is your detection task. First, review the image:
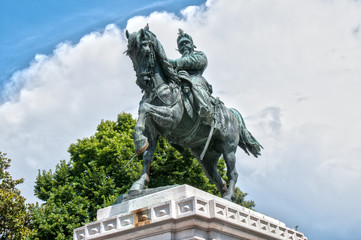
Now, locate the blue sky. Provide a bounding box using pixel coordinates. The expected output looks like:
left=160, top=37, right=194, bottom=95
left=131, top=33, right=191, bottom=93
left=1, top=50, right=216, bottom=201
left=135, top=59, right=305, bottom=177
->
left=1, top=0, right=361, bottom=240
left=0, top=0, right=205, bottom=99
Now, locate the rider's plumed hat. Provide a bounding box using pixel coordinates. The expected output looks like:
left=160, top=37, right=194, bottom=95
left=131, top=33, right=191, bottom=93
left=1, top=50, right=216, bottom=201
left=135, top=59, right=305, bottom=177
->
left=177, top=29, right=196, bottom=48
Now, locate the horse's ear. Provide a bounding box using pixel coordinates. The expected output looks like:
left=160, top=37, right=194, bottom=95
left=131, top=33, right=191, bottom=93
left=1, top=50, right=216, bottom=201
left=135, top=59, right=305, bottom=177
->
left=144, top=23, right=149, bottom=30
left=140, top=28, right=145, bottom=38
left=125, top=30, right=130, bottom=39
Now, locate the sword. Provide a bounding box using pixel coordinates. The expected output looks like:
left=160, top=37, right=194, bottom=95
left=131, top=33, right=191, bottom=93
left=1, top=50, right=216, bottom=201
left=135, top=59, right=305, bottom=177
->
left=200, top=118, right=215, bottom=161
left=200, top=97, right=219, bottom=161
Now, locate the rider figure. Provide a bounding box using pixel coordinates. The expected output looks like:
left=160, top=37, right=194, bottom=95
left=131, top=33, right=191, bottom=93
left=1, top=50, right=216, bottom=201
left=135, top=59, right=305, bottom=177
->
left=169, top=29, right=214, bottom=125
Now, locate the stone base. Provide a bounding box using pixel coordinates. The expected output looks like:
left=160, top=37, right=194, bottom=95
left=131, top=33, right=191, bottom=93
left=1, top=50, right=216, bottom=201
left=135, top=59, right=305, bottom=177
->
left=73, top=185, right=307, bottom=240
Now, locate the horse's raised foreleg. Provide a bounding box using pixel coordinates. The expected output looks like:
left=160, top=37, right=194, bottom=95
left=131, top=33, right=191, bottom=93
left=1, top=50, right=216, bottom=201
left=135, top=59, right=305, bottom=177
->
left=134, top=102, right=180, bottom=154
left=148, top=105, right=179, bottom=129
left=134, top=102, right=151, bottom=154
left=129, top=129, right=158, bottom=195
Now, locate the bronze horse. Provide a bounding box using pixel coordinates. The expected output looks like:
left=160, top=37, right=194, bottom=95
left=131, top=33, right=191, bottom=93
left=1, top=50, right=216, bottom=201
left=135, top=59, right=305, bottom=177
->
left=125, top=26, right=262, bottom=201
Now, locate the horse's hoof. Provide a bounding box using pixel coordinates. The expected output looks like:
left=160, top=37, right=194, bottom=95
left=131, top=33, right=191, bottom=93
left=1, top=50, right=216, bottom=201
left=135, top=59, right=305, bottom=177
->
left=135, top=138, right=149, bottom=155
left=128, top=188, right=141, bottom=196
left=222, top=194, right=233, bottom=202
left=129, top=182, right=145, bottom=196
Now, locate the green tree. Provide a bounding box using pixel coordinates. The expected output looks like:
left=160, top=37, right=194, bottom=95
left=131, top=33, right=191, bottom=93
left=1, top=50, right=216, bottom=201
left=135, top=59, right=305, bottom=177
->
left=233, top=187, right=255, bottom=209
left=0, top=152, right=32, bottom=240
left=30, top=113, right=254, bottom=239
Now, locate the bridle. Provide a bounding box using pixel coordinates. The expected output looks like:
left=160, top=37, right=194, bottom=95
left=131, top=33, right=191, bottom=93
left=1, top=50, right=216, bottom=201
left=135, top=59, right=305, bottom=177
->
left=132, top=39, right=157, bottom=91
left=128, top=32, right=181, bottom=106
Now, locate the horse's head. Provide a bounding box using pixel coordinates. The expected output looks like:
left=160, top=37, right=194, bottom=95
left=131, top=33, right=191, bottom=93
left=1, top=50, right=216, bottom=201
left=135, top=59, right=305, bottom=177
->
left=125, top=26, right=157, bottom=91
left=125, top=25, right=179, bottom=92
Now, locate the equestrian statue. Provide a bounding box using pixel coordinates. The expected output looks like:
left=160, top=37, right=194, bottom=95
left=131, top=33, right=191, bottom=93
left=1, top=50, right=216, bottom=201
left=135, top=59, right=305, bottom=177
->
left=125, top=25, right=262, bottom=201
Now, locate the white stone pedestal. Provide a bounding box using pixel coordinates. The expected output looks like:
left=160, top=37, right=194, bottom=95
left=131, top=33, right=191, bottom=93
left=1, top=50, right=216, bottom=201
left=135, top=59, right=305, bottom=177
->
left=73, top=185, right=307, bottom=240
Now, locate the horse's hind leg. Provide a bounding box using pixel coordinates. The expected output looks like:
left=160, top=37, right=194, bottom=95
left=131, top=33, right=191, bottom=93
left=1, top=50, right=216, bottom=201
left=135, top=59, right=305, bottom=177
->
left=194, top=150, right=227, bottom=197
left=223, top=150, right=239, bottom=201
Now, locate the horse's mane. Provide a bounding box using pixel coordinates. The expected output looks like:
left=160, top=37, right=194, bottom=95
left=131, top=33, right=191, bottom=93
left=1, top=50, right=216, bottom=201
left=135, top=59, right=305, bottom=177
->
left=126, top=28, right=179, bottom=85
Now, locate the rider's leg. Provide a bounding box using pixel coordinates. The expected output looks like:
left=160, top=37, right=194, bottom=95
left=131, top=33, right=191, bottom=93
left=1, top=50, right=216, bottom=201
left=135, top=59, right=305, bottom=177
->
left=191, top=85, right=214, bottom=125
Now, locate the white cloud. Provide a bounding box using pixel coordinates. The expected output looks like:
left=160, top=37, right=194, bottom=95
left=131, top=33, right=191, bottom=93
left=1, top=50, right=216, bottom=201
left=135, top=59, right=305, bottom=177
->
left=1, top=24, right=140, bottom=203
left=2, top=0, right=361, bottom=239
left=125, top=1, right=361, bottom=238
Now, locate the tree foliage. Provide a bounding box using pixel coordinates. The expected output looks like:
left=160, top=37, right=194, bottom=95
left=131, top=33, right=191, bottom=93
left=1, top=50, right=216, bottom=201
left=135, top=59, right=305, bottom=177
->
left=0, top=152, right=32, bottom=240
left=30, top=113, right=254, bottom=239
left=233, top=187, right=255, bottom=209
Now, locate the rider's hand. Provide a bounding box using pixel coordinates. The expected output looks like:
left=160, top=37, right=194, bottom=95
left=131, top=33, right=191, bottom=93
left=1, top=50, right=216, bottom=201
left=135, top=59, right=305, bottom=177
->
left=168, top=59, right=176, bottom=68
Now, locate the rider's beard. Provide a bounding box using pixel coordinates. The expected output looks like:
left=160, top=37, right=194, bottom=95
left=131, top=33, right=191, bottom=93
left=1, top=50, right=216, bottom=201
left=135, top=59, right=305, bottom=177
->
left=181, top=48, right=190, bottom=56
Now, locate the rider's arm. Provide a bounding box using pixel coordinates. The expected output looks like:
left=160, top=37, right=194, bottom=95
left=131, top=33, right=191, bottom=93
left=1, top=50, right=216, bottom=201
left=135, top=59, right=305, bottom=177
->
left=175, top=51, right=207, bottom=71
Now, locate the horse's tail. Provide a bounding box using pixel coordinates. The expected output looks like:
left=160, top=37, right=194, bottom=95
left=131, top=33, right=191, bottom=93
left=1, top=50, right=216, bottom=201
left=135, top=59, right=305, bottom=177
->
left=229, top=108, right=263, bottom=158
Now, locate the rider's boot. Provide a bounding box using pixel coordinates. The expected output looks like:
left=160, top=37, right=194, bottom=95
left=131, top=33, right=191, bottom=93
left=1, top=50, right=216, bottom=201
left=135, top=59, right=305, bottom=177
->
left=177, top=70, right=214, bottom=125
left=199, top=106, right=214, bottom=125
left=195, top=89, right=214, bottom=125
